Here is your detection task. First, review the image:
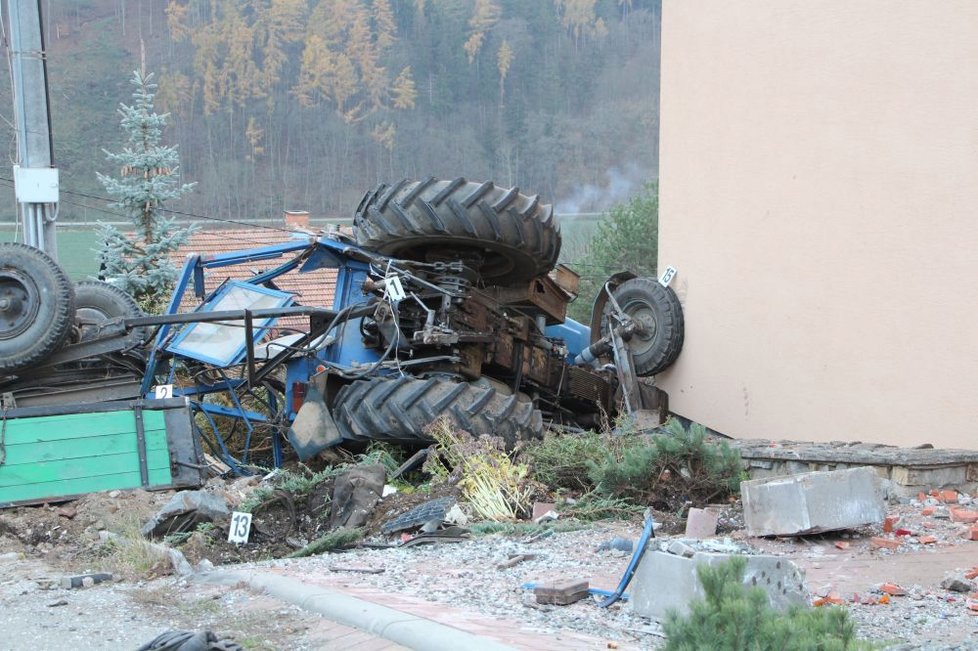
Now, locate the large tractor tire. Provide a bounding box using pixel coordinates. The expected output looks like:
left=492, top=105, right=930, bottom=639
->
left=603, top=277, right=684, bottom=376
left=0, top=243, right=75, bottom=373
left=74, top=280, right=146, bottom=347
left=353, top=177, right=561, bottom=285
left=332, top=375, right=543, bottom=448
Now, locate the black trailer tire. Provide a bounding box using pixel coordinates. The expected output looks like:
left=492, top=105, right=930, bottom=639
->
left=74, top=280, right=146, bottom=346
left=604, top=277, right=684, bottom=376
left=0, top=243, right=75, bottom=373
left=353, top=178, right=561, bottom=285
left=332, top=375, right=543, bottom=448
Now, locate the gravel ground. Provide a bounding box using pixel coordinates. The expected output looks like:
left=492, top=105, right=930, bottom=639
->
left=0, top=552, right=343, bottom=650
left=2, top=487, right=978, bottom=650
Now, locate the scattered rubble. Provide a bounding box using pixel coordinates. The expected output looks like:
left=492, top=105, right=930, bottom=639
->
left=141, top=490, right=230, bottom=539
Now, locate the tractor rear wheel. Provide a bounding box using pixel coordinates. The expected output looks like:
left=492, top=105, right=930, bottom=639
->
left=353, top=178, right=561, bottom=285
left=332, top=375, right=543, bottom=448
left=0, top=243, right=75, bottom=373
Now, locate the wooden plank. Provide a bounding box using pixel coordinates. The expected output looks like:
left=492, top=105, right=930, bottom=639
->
left=0, top=471, right=173, bottom=504
left=0, top=406, right=175, bottom=505
left=1, top=410, right=168, bottom=443
left=0, top=449, right=171, bottom=486
left=2, top=428, right=169, bottom=466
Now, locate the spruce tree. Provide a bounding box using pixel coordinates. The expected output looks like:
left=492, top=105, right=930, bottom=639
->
left=95, top=70, right=195, bottom=310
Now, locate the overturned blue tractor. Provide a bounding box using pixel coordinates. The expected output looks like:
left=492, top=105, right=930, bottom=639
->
left=0, top=179, right=684, bottom=473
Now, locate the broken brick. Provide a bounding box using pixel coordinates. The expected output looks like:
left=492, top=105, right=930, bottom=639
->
left=56, top=507, right=77, bottom=519
left=965, top=568, right=978, bottom=580
left=919, top=535, right=938, bottom=544
left=883, top=516, right=900, bottom=533
left=879, top=594, right=891, bottom=604
left=813, top=592, right=845, bottom=607
left=922, top=521, right=937, bottom=529
left=870, top=537, right=902, bottom=550
left=940, top=490, right=959, bottom=504
left=966, top=526, right=978, bottom=541
left=881, top=583, right=906, bottom=596
left=949, top=509, right=978, bottom=524
left=921, top=506, right=936, bottom=516
left=834, top=541, right=851, bottom=550
left=532, top=502, right=557, bottom=521
left=894, top=528, right=913, bottom=537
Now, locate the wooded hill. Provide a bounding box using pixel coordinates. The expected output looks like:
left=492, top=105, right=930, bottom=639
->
left=0, top=0, right=660, bottom=224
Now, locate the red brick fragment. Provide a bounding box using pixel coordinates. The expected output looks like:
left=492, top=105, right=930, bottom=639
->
left=949, top=509, right=978, bottom=524
left=883, top=516, right=899, bottom=533
left=967, top=526, right=978, bottom=541
left=965, top=568, right=978, bottom=580
left=922, top=521, right=937, bottom=529
left=919, top=535, right=938, bottom=544
left=922, top=506, right=936, bottom=516
left=870, top=537, right=902, bottom=550
left=881, top=583, right=906, bottom=596
left=813, top=592, right=845, bottom=607
left=835, top=541, right=851, bottom=550
left=940, top=490, right=959, bottom=504
left=894, top=528, right=913, bottom=537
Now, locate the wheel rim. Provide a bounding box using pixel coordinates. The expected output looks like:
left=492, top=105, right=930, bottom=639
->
left=0, top=269, right=40, bottom=341
left=622, top=298, right=659, bottom=357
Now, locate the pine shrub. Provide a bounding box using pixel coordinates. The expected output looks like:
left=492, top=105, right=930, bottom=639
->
left=664, top=557, right=872, bottom=651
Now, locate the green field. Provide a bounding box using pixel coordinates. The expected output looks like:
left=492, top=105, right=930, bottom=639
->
left=0, top=229, right=101, bottom=281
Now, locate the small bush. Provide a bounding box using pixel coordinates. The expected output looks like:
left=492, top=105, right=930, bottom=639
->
left=425, top=418, right=534, bottom=521
left=524, top=429, right=607, bottom=492
left=664, top=557, right=872, bottom=651
left=561, top=492, right=643, bottom=521
left=587, top=419, right=744, bottom=509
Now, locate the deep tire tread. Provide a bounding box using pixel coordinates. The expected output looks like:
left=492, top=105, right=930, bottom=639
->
left=353, top=178, right=561, bottom=285
left=332, top=376, right=543, bottom=448
left=0, top=243, right=75, bottom=373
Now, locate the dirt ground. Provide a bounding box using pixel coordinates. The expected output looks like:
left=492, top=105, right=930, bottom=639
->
left=1, top=483, right=977, bottom=649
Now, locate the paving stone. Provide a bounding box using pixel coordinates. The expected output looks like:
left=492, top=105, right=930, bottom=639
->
left=534, top=579, right=589, bottom=605
left=742, top=467, right=885, bottom=536
left=684, top=508, right=718, bottom=539
left=631, top=551, right=809, bottom=620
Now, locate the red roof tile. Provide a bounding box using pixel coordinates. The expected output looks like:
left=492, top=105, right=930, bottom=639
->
left=171, top=227, right=338, bottom=331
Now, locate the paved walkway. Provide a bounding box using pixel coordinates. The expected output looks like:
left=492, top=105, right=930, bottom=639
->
left=204, top=567, right=644, bottom=651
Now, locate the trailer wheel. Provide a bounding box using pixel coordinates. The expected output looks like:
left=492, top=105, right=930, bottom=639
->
left=0, top=243, right=75, bottom=373
left=332, top=375, right=543, bottom=449
left=353, top=178, right=561, bottom=285
left=604, top=277, right=684, bottom=376
left=74, top=281, right=147, bottom=347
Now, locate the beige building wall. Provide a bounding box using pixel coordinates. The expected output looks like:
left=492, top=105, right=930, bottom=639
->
left=657, top=1, right=978, bottom=449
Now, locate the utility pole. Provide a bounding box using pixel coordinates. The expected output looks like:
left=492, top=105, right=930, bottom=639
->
left=5, top=0, right=59, bottom=260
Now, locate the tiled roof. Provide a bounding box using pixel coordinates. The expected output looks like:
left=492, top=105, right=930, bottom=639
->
left=171, top=227, right=338, bottom=331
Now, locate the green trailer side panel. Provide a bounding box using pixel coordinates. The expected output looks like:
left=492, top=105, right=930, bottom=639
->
left=0, top=404, right=187, bottom=506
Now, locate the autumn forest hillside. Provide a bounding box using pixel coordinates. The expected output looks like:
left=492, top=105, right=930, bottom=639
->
left=0, top=0, right=661, bottom=225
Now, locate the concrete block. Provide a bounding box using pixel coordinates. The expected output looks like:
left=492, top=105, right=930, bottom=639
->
left=631, top=551, right=808, bottom=620
left=742, top=466, right=885, bottom=537
left=684, top=508, right=718, bottom=538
